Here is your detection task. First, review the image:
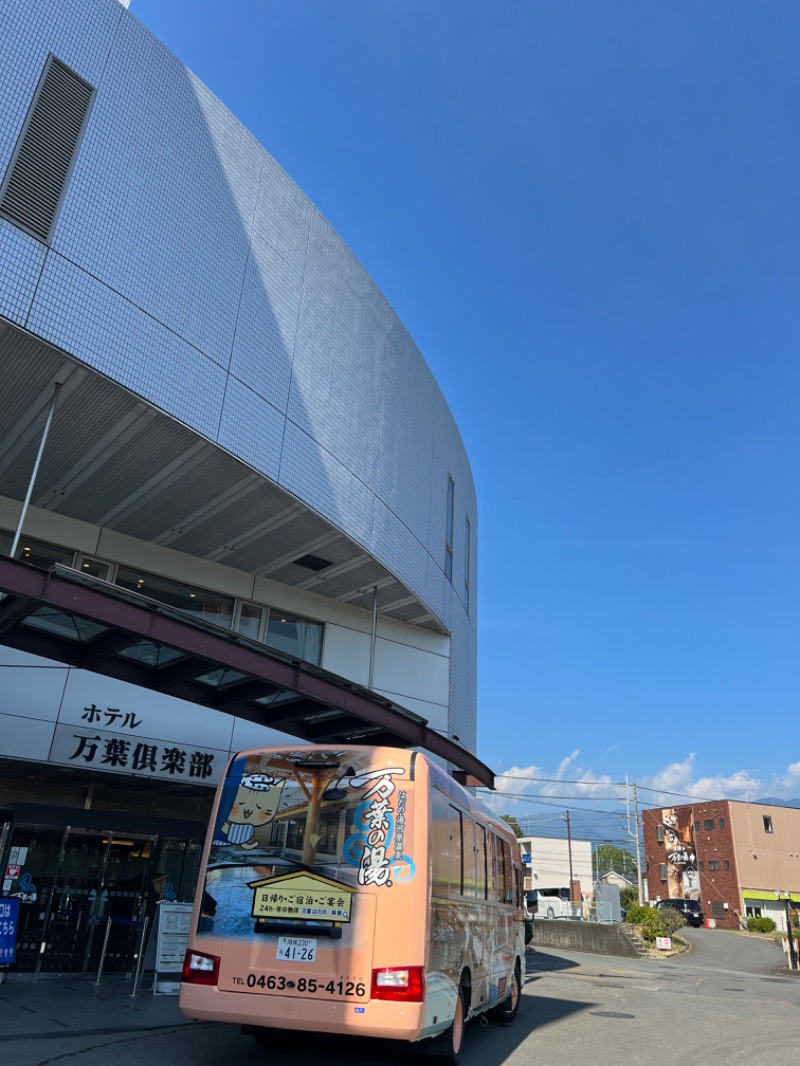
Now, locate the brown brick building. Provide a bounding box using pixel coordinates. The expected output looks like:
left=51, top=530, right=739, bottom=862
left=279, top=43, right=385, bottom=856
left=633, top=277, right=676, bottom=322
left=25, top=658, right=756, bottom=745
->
left=643, top=800, right=800, bottom=931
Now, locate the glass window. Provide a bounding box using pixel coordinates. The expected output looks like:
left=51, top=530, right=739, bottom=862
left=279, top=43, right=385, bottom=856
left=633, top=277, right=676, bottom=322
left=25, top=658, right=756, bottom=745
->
left=76, top=556, right=111, bottom=580
left=724, top=860, right=730, bottom=871
left=499, top=839, right=512, bottom=903
left=444, top=476, right=454, bottom=581
left=694, top=820, right=700, bottom=831
left=237, top=603, right=263, bottom=642
left=116, top=566, right=234, bottom=629
left=719, top=818, right=726, bottom=829
left=431, top=790, right=451, bottom=898
left=656, top=826, right=665, bottom=842
left=462, top=817, right=476, bottom=898
left=704, top=819, right=714, bottom=831
left=476, top=823, right=487, bottom=900
left=763, top=816, right=773, bottom=833
left=15, top=536, right=73, bottom=569
left=708, top=860, right=719, bottom=872
left=265, top=610, right=323, bottom=666
left=698, top=861, right=704, bottom=871
left=659, top=863, right=667, bottom=880
left=449, top=806, right=463, bottom=897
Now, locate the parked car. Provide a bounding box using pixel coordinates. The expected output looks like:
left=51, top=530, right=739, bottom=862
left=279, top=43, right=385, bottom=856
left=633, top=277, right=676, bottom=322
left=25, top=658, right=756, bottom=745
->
left=654, top=898, right=704, bottom=927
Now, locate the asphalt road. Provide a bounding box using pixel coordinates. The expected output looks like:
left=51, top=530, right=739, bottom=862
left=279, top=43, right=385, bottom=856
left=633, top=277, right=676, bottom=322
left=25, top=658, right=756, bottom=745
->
left=7, top=930, right=799, bottom=1066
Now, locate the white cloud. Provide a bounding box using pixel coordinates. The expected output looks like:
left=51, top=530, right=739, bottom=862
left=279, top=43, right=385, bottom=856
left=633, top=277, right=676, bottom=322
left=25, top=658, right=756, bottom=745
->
left=483, top=752, right=800, bottom=823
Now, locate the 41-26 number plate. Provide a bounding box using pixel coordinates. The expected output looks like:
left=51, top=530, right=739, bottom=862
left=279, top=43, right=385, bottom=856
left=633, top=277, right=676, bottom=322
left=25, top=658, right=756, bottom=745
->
left=276, top=936, right=317, bottom=962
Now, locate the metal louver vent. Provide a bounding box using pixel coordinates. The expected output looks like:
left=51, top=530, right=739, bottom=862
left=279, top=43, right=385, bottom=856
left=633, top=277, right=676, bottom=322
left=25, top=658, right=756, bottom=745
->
left=0, top=56, right=94, bottom=243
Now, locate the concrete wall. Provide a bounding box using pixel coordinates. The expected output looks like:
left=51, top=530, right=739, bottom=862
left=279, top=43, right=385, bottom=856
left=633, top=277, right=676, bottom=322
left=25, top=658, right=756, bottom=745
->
left=531, top=918, right=640, bottom=958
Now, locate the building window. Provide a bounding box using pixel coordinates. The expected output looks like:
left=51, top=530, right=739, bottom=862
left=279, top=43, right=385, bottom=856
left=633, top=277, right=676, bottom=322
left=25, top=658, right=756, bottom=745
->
left=724, top=860, right=730, bottom=871
left=719, top=817, right=726, bottom=829
left=694, top=820, right=700, bottom=831
left=444, top=476, right=454, bottom=581
left=704, top=819, right=714, bottom=831
left=237, top=602, right=264, bottom=642
left=659, top=863, right=667, bottom=881
left=76, top=556, right=112, bottom=580
left=656, top=826, right=665, bottom=843
left=698, top=861, right=704, bottom=871
left=116, top=566, right=234, bottom=629
left=14, top=535, right=74, bottom=569
left=763, top=816, right=773, bottom=834
left=265, top=610, right=323, bottom=666
left=464, top=516, right=471, bottom=613
left=708, top=860, right=719, bottom=872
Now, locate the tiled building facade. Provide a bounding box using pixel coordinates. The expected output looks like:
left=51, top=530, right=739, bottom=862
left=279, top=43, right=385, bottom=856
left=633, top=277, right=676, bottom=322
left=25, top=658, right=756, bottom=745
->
left=644, top=800, right=800, bottom=932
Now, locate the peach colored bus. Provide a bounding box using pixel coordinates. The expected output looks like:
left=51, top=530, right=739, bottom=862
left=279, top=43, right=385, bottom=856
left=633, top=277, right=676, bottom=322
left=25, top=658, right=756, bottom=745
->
left=180, top=745, right=525, bottom=1063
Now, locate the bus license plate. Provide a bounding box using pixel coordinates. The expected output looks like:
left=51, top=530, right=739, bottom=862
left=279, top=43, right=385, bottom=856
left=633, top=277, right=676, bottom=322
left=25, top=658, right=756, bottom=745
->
left=276, top=937, right=317, bottom=963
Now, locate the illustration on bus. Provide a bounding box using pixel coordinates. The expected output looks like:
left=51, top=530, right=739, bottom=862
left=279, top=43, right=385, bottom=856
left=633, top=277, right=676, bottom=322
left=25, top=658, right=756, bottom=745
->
left=179, top=745, right=525, bottom=1062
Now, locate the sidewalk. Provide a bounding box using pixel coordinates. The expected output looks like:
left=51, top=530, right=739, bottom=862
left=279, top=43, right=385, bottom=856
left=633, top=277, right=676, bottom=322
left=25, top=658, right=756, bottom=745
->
left=0, top=973, right=201, bottom=1040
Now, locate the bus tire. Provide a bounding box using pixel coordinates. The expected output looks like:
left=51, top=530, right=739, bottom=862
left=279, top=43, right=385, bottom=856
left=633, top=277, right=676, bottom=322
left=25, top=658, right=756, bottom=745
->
left=489, top=960, right=521, bottom=1024
left=428, top=985, right=466, bottom=1065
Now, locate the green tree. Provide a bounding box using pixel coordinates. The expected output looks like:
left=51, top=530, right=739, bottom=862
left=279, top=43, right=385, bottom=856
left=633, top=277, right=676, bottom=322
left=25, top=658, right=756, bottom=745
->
left=502, top=815, right=524, bottom=838
left=620, top=886, right=639, bottom=911
left=595, top=843, right=637, bottom=877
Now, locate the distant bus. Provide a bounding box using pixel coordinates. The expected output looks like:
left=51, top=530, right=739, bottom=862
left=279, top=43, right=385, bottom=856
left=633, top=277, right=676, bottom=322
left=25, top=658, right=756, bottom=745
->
left=180, top=745, right=525, bottom=1062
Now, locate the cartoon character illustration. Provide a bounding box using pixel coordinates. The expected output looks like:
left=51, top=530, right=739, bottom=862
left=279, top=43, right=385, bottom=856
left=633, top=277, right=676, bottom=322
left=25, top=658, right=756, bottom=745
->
left=212, top=772, right=285, bottom=849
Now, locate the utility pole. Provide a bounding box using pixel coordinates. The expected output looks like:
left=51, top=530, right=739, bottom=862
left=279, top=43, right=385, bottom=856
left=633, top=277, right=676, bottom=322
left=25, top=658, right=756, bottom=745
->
left=566, top=809, right=576, bottom=901
left=632, top=783, right=644, bottom=906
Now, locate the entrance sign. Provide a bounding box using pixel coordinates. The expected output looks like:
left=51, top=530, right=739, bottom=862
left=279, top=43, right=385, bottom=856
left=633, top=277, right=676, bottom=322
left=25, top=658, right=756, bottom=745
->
left=0, top=898, right=19, bottom=965
left=153, top=901, right=193, bottom=995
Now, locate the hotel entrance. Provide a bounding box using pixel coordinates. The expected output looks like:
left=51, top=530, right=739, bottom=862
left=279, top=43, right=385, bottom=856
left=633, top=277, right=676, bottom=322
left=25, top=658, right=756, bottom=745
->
left=6, top=804, right=205, bottom=976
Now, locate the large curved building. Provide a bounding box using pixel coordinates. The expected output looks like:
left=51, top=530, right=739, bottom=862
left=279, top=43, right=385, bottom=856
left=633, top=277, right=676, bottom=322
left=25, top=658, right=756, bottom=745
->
left=0, top=0, right=480, bottom=974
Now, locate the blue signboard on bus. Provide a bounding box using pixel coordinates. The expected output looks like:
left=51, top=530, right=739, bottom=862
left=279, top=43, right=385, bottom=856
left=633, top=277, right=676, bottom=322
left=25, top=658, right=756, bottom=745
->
left=0, top=898, right=19, bottom=965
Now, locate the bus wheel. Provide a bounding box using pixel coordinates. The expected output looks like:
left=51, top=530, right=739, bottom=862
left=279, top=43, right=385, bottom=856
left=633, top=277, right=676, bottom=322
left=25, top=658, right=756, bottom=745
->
left=429, top=986, right=465, bottom=1065
left=489, top=960, right=521, bottom=1024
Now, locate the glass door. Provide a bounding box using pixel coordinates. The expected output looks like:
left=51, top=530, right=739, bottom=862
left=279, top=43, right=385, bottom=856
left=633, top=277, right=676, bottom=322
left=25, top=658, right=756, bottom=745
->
left=38, top=829, right=155, bottom=975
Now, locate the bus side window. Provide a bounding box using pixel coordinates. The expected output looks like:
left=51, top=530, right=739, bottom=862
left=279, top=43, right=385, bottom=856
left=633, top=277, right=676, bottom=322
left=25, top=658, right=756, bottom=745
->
left=486, top=830, right=497, bottom=902
left=476, top=824, right=487, bottom=900
left=462, top=816, right=476, bottom=898
left=431, top=789, right=451, bottom=898
left=500, top=839, right=512, bottom=904
left=495, top=834, right=506, bottom=903
left=449, top=805, right=463, bottom=897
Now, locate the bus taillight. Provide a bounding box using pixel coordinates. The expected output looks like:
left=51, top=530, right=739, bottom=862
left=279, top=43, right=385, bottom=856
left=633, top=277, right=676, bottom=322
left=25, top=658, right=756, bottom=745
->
left=371, top=966, right=425, bottom=1002
left=182, top=949, right=220, bottom=985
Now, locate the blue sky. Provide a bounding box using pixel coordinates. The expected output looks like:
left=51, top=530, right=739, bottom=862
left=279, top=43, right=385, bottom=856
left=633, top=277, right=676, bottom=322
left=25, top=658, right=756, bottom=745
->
left=133, top=1, right=800, bottom=820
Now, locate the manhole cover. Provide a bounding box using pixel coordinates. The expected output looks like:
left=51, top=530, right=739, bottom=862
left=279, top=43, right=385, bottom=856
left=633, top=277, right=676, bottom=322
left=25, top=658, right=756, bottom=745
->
left=590, top=1011, right=635, bottom=1019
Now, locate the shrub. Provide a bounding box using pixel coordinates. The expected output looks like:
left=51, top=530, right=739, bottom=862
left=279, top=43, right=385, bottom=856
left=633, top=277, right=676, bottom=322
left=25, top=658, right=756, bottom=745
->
left=746, top=916, right=776, bottom=933
left=638, top=908, right=664, bottom=942
left=658, top=906, right=687, bottom=937
left=625, top=904, right=650, bottom=925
